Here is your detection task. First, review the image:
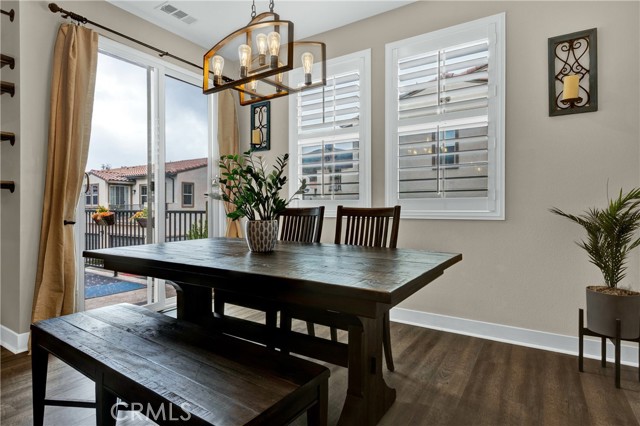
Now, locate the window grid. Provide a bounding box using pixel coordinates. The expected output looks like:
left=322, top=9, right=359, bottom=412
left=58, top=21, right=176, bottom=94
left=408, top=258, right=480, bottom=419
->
left=182, top=182, right=194, bottom=207
left=109, top=185, right=128, bottom=208
left=140, top=184, right=148, bottom=207
left=85, top=184, right=99, bottom=206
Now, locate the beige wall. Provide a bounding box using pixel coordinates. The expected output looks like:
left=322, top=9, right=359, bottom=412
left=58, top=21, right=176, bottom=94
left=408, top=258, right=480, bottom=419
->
left=3, top=0, right=639, bottom=346
left=244, top=1, right=640, bottom=338
left=169, top=167, right=208, bottom=211
left=0, top=1, right=204, bottom=336
left=1, top=1, right=22, bottom=333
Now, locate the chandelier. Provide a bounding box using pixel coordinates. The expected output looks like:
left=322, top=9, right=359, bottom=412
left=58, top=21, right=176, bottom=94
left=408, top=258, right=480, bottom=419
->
left=203, top=0, right=326, bottom=106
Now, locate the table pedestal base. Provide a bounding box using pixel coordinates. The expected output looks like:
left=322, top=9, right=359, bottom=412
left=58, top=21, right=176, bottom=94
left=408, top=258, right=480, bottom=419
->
left=338, top=316, right=396, bottom=425
left=170, top=281, right=398, bottom=425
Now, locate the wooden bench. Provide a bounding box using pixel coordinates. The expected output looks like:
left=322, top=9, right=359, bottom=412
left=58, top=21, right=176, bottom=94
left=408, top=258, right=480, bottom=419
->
left=31, top=303, right=329, bottom=425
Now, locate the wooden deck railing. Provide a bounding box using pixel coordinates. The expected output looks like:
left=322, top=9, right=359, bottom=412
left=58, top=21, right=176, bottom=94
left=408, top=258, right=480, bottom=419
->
left=84, top=209, right=207, bottom=268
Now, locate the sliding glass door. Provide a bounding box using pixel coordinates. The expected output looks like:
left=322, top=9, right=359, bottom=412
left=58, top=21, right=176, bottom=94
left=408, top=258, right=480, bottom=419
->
left=76, top=37, right=217, bottom=312
left=157, top=74, right=211, bottom=307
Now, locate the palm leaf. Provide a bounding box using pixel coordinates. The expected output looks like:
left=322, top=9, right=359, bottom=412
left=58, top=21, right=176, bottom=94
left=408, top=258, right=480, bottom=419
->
left=550, top=188, right=640, bottom=288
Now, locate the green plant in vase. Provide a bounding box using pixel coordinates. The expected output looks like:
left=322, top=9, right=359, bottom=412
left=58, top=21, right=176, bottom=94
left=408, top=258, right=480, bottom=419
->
left=213, top=150, right=306, bottom=252
left=130, top=207, right=149, bottom=228
left=550, top=188, right=640, bottom=341
left=92, top=205, right=115, bottom=226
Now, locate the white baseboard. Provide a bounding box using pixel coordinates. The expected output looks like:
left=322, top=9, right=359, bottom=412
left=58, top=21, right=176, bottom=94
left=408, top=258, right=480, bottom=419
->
left=1, top=325, right=29, bottom=354
left=2, top=309, right=635, bottom=365
left=390, top=308, right=639, bottom=367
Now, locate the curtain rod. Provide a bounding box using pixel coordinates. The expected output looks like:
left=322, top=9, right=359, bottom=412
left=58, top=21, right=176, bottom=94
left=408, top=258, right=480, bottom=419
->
left=48, top=3, right=204, bottom=72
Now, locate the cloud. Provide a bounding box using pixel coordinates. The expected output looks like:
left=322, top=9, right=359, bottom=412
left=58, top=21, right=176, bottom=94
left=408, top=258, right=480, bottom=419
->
left=86, top=52, right=209, bottom=171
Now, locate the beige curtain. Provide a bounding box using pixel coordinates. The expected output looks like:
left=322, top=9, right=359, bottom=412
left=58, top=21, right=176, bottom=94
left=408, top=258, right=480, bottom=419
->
left=217, top=90, right=243, bottom=238
left=32, top=24, right=99, bottom=324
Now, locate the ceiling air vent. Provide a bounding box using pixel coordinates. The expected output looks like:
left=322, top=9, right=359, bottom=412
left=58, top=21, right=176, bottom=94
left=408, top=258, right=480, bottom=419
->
left=155, top=2, right=197, bottom=25
left=159, top=4, right=177, bottom=14
left=171, top=10, right=187, bottom=19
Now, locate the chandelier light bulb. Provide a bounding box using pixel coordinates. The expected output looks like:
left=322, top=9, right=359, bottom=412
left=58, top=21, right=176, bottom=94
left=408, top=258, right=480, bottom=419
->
left=212, top=55, right=224, bottom=86
left=301, top=52, right=314, bottom=85
left=238, top=44, right=252, bottom=78
left=267, top=31, right=281, bottom=68
left=256, top=33, right=268, bottom=66
left=248, top=79, right=258, bottom=98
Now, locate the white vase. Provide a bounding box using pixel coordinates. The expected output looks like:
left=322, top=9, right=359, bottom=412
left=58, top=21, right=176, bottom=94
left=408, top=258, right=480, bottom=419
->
left=244, top=220, right=278, bottom=252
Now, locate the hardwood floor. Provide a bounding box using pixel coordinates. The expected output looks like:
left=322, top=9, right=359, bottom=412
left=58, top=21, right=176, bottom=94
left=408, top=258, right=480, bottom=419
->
left=2, top=306, right=639, bottom=425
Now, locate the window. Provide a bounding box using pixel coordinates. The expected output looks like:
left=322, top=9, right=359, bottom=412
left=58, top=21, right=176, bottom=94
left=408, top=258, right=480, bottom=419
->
left=289, top=49, right=371, bottom=214
left=109, top=185, right=129, bottom=208
left=385, top=14, right=505, bottom=219
left=139, top=184, right=148, bottom=207
left=182, top=182, right=194, bottom=207
left=77, top=36, right=216, bottom=314
left=85, top=184, right=99, bottom=206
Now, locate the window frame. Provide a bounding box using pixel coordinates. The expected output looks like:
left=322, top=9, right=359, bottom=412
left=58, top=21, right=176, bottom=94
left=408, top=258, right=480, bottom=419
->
left=97, top=37, right=220, bottom=235
left=288, top=49, right=372, bottom=217
left=77, top=37, right=219, bottom=314
left=182, top=182, right=194, bottom=208
left=109, top=184, right=129, bottom=208
left=85, top=184, right=99, bottom=206
left=139, top=184, right=148, bottom=207
left=385, top=13, right=505, bottom=220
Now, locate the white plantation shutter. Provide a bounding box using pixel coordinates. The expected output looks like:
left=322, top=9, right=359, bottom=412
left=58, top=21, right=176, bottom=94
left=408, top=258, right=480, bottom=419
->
left=398, top=118, right=489, bottom=199
left=299, top=72, right=360, bottom=132
left=398, top=40, right=489, bottom=120
left=289, top=50, right=371, bottom=213
left=386, top=14, right=505, bottom=219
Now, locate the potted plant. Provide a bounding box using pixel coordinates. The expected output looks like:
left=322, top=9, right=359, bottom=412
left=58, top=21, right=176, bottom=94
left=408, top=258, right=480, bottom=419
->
left=92, top=205, right=115, bottom=226
left=551, top=188, right=640, bottom=339
left=214, top=150, right=306, bottom=252
left=130, top=207, right=149, bottom=228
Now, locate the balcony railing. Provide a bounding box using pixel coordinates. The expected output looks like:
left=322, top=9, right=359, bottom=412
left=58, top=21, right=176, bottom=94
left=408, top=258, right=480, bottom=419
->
left=84, top=209, right=207, bottom=268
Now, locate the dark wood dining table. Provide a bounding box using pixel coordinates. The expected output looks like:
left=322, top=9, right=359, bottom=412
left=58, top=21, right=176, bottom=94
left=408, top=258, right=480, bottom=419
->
left=84, top=237, right=462, bottom=425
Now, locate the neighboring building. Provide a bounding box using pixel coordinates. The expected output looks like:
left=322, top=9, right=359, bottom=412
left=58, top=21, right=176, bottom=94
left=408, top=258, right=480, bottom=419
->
left=86, top=158, right=208, bottom=211
left=300, top=145, right=360, bottom=200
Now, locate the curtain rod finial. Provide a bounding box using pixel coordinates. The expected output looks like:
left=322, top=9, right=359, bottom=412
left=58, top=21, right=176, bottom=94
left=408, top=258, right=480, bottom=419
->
left=48, top=3, right=61, bottom=13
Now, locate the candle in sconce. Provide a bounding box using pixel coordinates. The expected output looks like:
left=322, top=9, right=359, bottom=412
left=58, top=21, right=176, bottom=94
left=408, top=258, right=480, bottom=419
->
left=252, top=129, right=262, bottom=146
left=562, top=75, right=580, bottom=100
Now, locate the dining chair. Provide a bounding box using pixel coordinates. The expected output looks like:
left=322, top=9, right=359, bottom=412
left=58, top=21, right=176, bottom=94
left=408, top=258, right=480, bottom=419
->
left=281, top=205, right=401, bottom=371
left=213, top=206, right=325, bottom=346
left=279, top=207, right=325, bottom=244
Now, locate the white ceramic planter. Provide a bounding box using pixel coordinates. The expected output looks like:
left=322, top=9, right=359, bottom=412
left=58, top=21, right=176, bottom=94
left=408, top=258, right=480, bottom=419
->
left=244, top=220, right=278, bottom=253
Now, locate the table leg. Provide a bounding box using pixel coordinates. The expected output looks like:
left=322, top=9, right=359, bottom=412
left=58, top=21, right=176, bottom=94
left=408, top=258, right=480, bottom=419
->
left=169, top=281, right=213, bottom=323
left=31, top=341, right=49, bottom=426
left=95, top=375, right=117, bottom=426
left=338, top=316, right=396, bottom=426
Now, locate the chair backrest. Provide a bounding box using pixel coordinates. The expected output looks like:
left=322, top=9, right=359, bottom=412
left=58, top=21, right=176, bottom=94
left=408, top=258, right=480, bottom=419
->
left=279, top=206, right=325, bottom=243
left=334, top=205, right=401, bottom=248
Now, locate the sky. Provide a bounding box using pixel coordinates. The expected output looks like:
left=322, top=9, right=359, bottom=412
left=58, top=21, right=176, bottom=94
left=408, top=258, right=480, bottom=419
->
left=85, top=52, right=209, bottom=172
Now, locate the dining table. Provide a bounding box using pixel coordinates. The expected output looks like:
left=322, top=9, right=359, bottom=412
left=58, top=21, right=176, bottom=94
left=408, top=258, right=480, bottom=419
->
left=84, top=237, right=462, bottom=425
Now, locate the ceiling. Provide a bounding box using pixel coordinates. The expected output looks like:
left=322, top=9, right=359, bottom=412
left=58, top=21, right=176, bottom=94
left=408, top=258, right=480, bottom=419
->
left=108, top=1, right=415, bottom=48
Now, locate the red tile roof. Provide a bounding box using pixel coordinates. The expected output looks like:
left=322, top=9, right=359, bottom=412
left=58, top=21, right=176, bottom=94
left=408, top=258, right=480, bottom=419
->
left=89, top=158, right=207, bottom=183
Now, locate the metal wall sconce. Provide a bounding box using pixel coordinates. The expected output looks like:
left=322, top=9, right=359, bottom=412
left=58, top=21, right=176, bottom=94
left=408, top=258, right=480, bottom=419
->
left=548, top=28, right=598, bottom=116
left=250, top=101, right=270, bottom=151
